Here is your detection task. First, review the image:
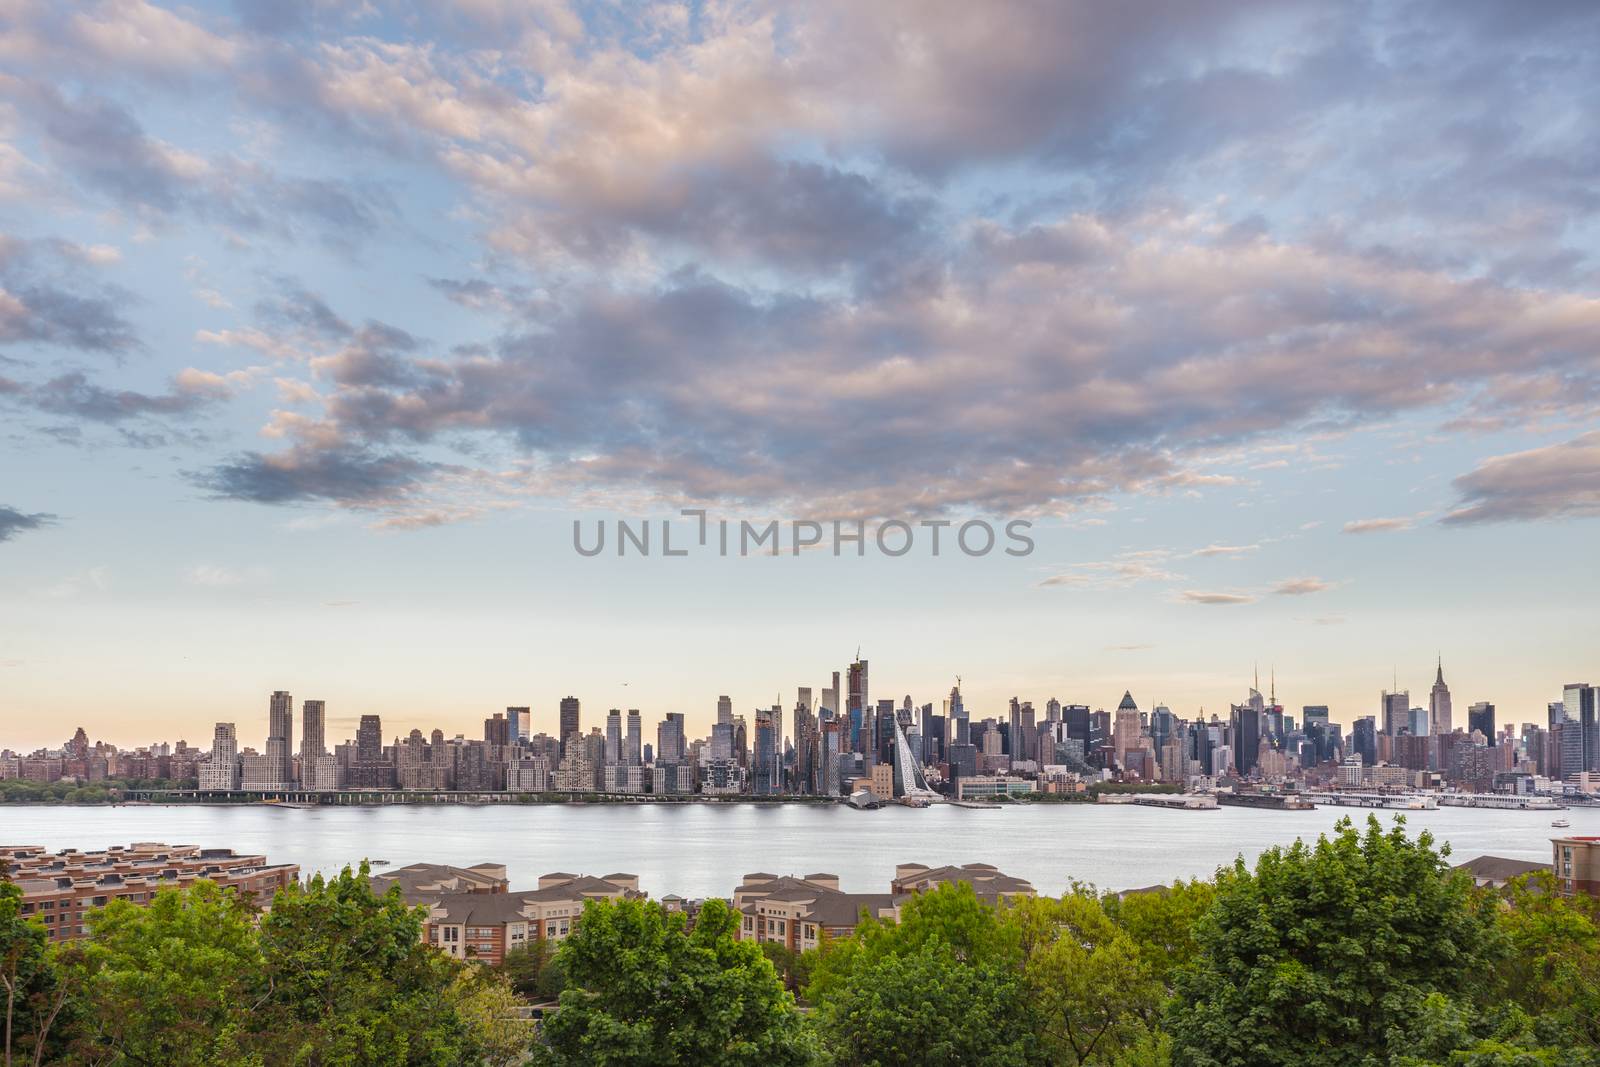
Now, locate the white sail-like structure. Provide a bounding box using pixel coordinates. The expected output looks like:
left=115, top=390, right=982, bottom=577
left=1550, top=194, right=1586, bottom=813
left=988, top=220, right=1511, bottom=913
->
left=891, top=714, right=939, bottom=802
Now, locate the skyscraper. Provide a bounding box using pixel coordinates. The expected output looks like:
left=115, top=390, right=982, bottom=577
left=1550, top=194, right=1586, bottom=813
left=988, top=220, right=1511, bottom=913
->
left=753, top=705, right=780, bottom=795
left=559, top=696, right=580, bottom=752
left=847, top=658, right=868, bottom=753
left=1382, top=689, right=1410, bottom=736
left=1429, top=660, right=1452, bottom=735
left=717, top=695, right=733, bottom=725
left=1563, top=683, right=1597, bottom=772
left=1468, top=701, right=1496, bottom=744
left=301, top=700, right=326, bottom=759
left=605, top=709, right=622, bottom=764
left=266, top=690, right=294, bottom=788
left=1230, top=701, right=1260, bottom=776
left=506, top=706, right=529, bottom=742
left=657, top=713, right=686, bottom=763
left=1352, top=716, right=1378, bottom=767
left=625, top=709, right=642, bottom=765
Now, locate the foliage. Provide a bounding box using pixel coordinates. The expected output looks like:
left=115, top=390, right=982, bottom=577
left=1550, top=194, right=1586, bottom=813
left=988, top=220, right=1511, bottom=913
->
left=62, top=880, right=262, bottom=1065
left=498, top=938, right=564, bottom=1000
left=1168, top=815, right=1501, bottom=1067
left=1, top=877, right=74, bottom=1067
left=0, top=778, right=196, bottom=805
left=1101, top=879, right=1216, bottom=986
left=533, top=896, right=816, bottom=1067
left=807, top=882, right=1034, bottom=1066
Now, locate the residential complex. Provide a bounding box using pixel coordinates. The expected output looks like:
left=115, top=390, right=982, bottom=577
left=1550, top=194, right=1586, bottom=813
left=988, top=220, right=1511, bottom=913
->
left=1, top=843, right=299, bottom=942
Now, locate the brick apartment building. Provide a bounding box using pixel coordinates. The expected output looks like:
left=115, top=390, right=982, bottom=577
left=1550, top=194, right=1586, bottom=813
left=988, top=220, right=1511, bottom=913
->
left=2, top=842, right=299, bottom=941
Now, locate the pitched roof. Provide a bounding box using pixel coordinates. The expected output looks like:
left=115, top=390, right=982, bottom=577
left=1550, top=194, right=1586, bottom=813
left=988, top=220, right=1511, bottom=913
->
left=1118, top=691, right=1138, bottom=711
left=1455, top=854, right=1549, bottom=884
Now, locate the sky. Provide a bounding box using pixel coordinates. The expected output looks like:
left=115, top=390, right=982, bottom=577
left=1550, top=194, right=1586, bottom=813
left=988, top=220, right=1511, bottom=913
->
left=1, top=0, right=1598, bottom=752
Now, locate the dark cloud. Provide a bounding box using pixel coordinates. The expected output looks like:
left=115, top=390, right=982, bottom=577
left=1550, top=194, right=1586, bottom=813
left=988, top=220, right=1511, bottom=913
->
left=7, top=78, right=392, bottom=243
left=0, top=505, right=56, bottom=543
left=26, top=372, right=227, bottom=423
left=195, top=445, right=432, bottom=505
left=1442, top=431, right=1600, bottom=525
left=0, top=236, right=139, bottom=355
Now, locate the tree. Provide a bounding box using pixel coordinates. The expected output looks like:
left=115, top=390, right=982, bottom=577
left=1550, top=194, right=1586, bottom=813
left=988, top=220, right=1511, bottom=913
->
left=499, top=939, right=563, bottom=1000
left=0, top=878, right=72, bottom=1067
left=254, top=863, right=488, bottom=1065
left=1168, top=815, right=1501, bottom=1067
left=807, top=882, right=1033, bottom=1067
left=534, top=896, right=815, bottom=1067
left=1011, top=893, right=1164, bottom=1065
left=62, top=880, right=261, bottom=1066
left=444, top=970, right=533, bottom=1067
left=1101, top=879, right=1215, bottom=988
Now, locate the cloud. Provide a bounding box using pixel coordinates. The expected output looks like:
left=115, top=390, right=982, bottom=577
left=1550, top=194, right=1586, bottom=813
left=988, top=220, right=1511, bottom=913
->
left=24, top=370, right=233, bottom=422
left=183, top=563, right=266, bottom=587
left=1342, top=517, right=1413, bottom=535
left=1038, top=550, right=1180, bottom=589
left=1188, top=543, right=1259, bottom=558
left=1442, top=431, right=1600, bottom=525
left=0, top=235, right=139, bottom=354
left=1272, top=577, right=1331, bottom=596
left=194, top=444, right=433, bottom=505
left=1177, top=590, right=1256, bottom=605
left=0, top=505, right=56, bottom=543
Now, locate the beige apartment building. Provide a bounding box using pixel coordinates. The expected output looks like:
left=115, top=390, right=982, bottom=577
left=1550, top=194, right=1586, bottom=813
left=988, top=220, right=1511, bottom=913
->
left=370, top=862, right=642, bottom=965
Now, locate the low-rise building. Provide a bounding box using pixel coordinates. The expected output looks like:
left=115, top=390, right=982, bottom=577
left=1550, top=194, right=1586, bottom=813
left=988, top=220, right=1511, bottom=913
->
left=2, top=843, right=298, bottom=942
left=1553, top=836, right=1600, bottom=897
left=955, top=775, right=1037, bottom=800
left=371, top=863, right=642, bottom=965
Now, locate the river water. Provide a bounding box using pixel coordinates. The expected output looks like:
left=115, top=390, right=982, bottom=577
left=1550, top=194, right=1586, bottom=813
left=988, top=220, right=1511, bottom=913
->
left=2, top=802, right=1588, bottom=897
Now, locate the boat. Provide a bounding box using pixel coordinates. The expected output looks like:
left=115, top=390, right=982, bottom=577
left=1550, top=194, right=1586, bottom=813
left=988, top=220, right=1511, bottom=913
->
left=1553, top=818, right=1571, bottom=828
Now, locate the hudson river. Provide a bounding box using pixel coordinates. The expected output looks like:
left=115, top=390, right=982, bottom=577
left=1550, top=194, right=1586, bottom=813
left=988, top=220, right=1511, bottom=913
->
left=5, top=803, right=1590, bottom=896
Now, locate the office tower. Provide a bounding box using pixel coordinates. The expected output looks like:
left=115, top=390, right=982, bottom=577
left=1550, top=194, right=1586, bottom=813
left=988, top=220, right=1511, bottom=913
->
left=506, top=707, right=529, bottom=742
left=559, top=697, right=580, bottom=752
left=1382, top=690, right=1410, bottom=736
left=1113, top=692, right=1141, bottom=767
left=711, top=720, right=735, bottom=761
left=267, top=690, right=294, bottom=786
left=717, top=695, right=733, bottom=725
left=1228, top=699, right=1261, bottom=776
left=1564, top=683, right=1598, bottom=772
left=657, top=713, right=686, bottom=763
left=1045, top=697, right=1062, bottom=722
left=820, top=718, right=842, bottom=795
left=1151, top=705, right=1175, bottom=755
left=1407, top=707, right=1429, bottom=737
left=1352, top=716, right=1378, bottom=767
left=625, top=709, right=642, bottom=765
left=301, top=700, right=326, bottom=759
left=200, top=722, right=240, bottom=791
left=847, top=658, right=869, bottom=752
left=605, top=709, right=622, bottom=764
left=753, top=706, right=780, bottom=795
left=1468, top=701, right=1496, bottom=743
left=948, top=684, right=969, bottom=746
left=1429, top=660, right=1452, bottom=735
left=820, top=673, right=840, bottom=717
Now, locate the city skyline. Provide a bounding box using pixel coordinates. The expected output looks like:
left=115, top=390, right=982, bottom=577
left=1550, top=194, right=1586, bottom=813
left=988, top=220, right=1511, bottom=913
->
left=3, top=1, right=1599, bottom=744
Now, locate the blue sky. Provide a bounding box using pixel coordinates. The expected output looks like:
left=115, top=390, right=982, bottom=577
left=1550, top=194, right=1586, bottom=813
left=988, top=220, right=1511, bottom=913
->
left=1, top=0, right=1598, bottom=749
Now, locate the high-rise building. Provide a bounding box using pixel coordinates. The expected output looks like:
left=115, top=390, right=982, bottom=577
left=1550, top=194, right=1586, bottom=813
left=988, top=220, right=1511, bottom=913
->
left=1382, top=689, right=1410, bottom=736
left=301, top=700, right=326, bottom=759
left=348, top=714, right=393, bottom=788
left=1230, top=701, right=1260, bottom=776
left=559, top=697, right=580, bottom=753
left=1429, top=660, right=1452, bottom=735
left=625, top=709, right=642, bottom=765
left=1564, top=683, right=1598, bottom=772
left=753, top=706, right=780, bottom=795
left=267, top=690, right=294, bottom=787
left=484, top=713, right=511, bottom=747
left=1113, top=692, right=1142, bottom=768
left=847, top=658, right=869, bottom=753
left=1352, top=716, right=1378, bottom=767
left=605, top=709, right=622, bottom=765
left=717, top=695, right=733, bottom=725
left=657, top=713, right=686, bottom=764
left=200, top=722, right=240, bottom=791
left=506, top=707, right=529, bottom=742
left=1468, top=701, right=1496, bottom=743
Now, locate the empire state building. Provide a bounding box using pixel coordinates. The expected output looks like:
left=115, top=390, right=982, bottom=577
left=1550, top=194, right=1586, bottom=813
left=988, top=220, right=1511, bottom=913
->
left=1429, top=658, right=1453, bottom=735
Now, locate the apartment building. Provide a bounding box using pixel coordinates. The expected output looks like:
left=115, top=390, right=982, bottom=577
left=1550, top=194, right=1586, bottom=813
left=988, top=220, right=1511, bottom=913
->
left=2, top=842, right=299, bottom=942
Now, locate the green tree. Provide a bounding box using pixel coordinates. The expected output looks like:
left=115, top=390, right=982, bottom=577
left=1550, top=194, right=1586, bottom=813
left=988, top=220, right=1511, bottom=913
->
left=1100, top=879, right=1215, bottom=988
left=0, top=877, right=73, bottom=1067
left=498, top=939, right=564, bottom=1000
left=807, top=882, right=1033, bottom=1067
left=534, top=896, right=815, bottom=1067
left=254, top=863, right=486, bottom=1065
left=443, top=970, right=533, bottom=1067
left=62, top=880, right=261, bottom=1065
left=1168, top=815, right=1500, bottom=1067
left=1011, top=893, right=1164, bottom=1065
